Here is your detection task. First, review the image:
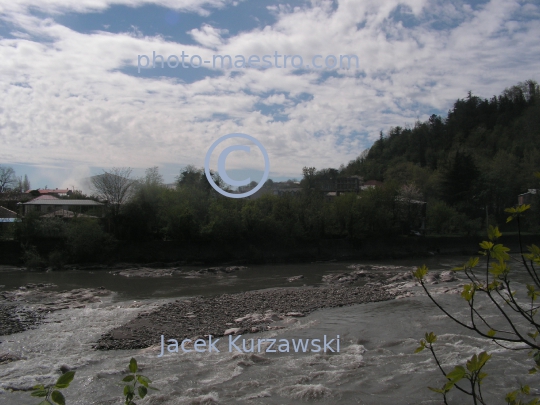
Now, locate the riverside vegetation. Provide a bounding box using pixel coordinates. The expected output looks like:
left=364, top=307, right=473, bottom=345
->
left=414, top=178, right=540, bottom=404
left=29, top=358, right=157, bottom=405
left=1, top=80, right=539, bottom=267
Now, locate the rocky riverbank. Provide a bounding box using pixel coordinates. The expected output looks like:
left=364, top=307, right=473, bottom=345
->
left=0, top=283, right=113, bottom=337
left=94, top=284, right=395, bottom=351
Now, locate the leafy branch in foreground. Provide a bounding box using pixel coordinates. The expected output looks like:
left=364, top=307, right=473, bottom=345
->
left=416, top=332, right=490, bottom=405
left=31, top=371, right=75, bottom=405
left=414, top=200, right=540, bottom=404
left=121, top=358, right=158, bottom=405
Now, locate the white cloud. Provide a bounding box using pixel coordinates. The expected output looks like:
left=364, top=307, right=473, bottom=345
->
left=189, top=24, right=228, bottom=49
left=0, top=0, right=238, bottom=16
left=0, top=0, right=539, bottom=180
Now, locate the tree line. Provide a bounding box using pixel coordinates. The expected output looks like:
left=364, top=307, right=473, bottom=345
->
left=2, top=80, right=540, bottom=264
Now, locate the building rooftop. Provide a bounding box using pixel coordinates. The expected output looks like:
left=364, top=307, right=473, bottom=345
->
left=0, top=206, right=18, bottom=218
left=21, top=199, right=103, bottom=206
left=30, top=195, right=60, bottom=201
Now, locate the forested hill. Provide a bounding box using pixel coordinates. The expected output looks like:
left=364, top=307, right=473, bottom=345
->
left=342, top=80, right=540, bottom=221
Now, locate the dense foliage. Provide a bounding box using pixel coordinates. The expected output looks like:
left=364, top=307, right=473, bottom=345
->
left=342, top=80, right=540, bottom=230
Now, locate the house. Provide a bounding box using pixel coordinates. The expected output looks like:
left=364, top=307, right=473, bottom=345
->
left=0, top=206, right=18, bottom=221
left=361, top=180, right=383, bottom=190
left=518, top=189, right=539, bottom=205
left=336, top=176, right=363, bottom=194
left=19, top=197, right=104, bottom=217
left=0, top=206, right=19, bottom=237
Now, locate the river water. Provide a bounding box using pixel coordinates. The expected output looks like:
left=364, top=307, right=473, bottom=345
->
left=0, top=256, right=537, bottom=404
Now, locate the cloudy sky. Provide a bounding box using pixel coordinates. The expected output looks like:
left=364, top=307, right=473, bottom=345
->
left=0, top=0, right=539, bottom=190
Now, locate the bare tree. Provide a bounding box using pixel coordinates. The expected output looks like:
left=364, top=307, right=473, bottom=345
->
left=0, top=166, right=18, bottom=192
left=91, top=167, right=134, bottom=216
left=143, top=166, right=163, bottom=187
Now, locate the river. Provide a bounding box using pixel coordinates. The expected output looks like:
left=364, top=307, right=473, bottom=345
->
left=0, top=256, right=536, bottom=404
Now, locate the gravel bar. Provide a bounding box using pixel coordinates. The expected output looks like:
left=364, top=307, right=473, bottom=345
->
left=95, top=285, right=394, bottom=350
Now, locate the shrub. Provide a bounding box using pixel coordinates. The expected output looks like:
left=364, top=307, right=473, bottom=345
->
left=22, top=245, right=46, bottom=269
left=66, top=219, right=116, bottom=263
left=48, top=250, right=66, bottom=270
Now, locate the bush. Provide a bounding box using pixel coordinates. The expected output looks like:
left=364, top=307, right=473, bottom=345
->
left=22, top=245, right=46, bottom=269
left=66, top=219, right=116, bottom=263
left=427, top=200, right=482, bottom=235
left=48, top=250, right=66, bottom=270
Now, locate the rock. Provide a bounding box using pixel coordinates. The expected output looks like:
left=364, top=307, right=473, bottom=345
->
left=59, top=365, right=71, bottom=373
left=439, top=271, right=457, bottom=282
left=0, top=353, right=22, bottom=364
left=197, top=266, right=248, bottom=275
left=287, top=275, right=304, bottom=282
left=224, top=328, right=242, bottom=335
left=286, top=312, right=305, bottom=317
left=112, top=268, right=174, bottom=278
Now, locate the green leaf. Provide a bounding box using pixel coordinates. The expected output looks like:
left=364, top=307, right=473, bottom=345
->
left=122, top=375, right=135, bottom=382
left=55, top=371, right=75, bottom=389
left=443, top=380, right=455, bottom=391
left=446, top=365, right=466, bottom=382
left=492, top=244, right=510, bottom=261
left=413, top=265, right=428, bottom=280
left=33, top=384, right=46, bottom=390
left=51, top=390, right=66, bottom=405
left=31, top=389, right=48, bottom=397
left=38, top=401, right=52, bottom=405
left=467, top=256, right=479, bottom=268
left=489, top=261, right=509, bottom=278
left=428, top=386, right=445, bottom=394
left=506, top=390, right=519, bottom=402
left=124, top=385, right=134, bottom=396
left=425, top=332, right=437, bottom=344
left=129, top=358, right=138, bottom=374
left=478, top=371, right=488, bottom=383
left=479, top=241, right=494, bottom=250
left=137, top=375, right=151, bottom=387
left=478, top=351, right=491, bottom=367
left=414, top=345, right=425, bottom=353
left=461, top=284, right=475, bottom=301
left=529, top=367, right=537, bottom=374
left=487, top=225, right=502, bottom=241
left=138, top=385, right=148, bottom=399
left=487, top=329, right=496, bottom=337
left=466, top=351, right=491, bottom=373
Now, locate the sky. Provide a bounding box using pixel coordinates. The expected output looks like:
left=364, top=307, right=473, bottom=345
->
left=0, top=0, right=539, bottom=191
